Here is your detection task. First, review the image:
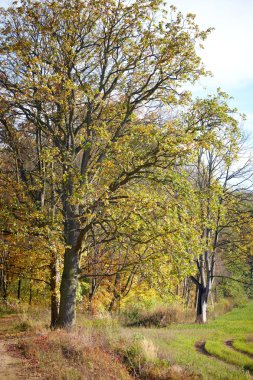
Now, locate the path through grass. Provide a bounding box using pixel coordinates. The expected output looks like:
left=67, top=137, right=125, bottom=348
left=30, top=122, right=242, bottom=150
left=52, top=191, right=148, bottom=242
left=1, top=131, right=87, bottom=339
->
left=125, top=302, right=253, bottom=379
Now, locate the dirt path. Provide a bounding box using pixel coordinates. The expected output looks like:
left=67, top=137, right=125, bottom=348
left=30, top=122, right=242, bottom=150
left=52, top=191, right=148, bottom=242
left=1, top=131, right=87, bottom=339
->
left=195, top=341, right=211, bottom=356
left=0, top=315, right=38, bottom=380
left=0, top=339, right=25, bottom=380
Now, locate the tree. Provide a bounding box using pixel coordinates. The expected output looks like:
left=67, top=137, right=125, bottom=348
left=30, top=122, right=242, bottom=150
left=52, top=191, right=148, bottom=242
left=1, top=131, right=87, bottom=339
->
left=0, top=0, right=213, bottom=327
left=187, top=103, right=247, bottom=323
left=0, top=114, right=63, bottom=326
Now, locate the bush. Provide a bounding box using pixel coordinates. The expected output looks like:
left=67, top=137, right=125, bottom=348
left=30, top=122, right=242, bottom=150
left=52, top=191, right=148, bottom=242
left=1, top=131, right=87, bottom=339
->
left=218, top=279, right=249, bottom=306
left=122, top=304, right=193, bottom=327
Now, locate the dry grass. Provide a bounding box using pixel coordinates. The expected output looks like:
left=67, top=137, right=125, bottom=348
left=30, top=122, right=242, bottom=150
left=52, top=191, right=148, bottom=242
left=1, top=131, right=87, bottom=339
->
left=17, top=327, right=133, bottom=380
left=15, top=318, right=191, bottom=380
left=122, top=304, right=195, bottom=327
left=112, top=330, right=195, bottom=379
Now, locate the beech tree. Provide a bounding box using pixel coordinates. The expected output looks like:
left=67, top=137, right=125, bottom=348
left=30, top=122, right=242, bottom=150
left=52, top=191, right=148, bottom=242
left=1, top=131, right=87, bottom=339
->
left=0, top=0, right=214, bottom=327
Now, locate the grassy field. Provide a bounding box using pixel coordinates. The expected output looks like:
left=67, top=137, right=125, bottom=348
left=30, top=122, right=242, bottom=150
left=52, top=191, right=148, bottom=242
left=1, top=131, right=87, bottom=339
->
left=121, top=302, right=253, bottom=379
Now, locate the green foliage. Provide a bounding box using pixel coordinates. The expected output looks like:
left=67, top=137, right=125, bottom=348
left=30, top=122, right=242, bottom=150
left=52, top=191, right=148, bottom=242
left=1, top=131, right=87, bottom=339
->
left=218, top=279, right=249, bottom=307
left=0, top=0, right=251, bottom=328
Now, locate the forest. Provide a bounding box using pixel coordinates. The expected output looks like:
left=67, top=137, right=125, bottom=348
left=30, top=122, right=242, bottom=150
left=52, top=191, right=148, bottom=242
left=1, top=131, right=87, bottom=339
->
left=0, top=0, right=252, bottom=379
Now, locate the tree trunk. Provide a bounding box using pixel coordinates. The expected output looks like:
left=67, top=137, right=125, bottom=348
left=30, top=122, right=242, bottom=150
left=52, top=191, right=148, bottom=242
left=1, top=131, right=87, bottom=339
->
left=57, top=246, right=79, bottom=328
left=2, top=276, right=7, bottom=305
left=50, top=253, right=59, bottom=329
left=109, top=273, right=120, bottom=313
left=17, top=278, right=21, bottom=301
left=29, top=282, right=32, bottom=305
left=0, top=255, right=7, bottom=304
left=88, top=278, right=97, bottom=315
left=196, top=285, right=208, bottom=323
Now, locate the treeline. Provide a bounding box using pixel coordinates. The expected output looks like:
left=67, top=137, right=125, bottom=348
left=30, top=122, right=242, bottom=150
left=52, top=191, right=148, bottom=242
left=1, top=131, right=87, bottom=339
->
left=0, top=0, right=252, bottom=327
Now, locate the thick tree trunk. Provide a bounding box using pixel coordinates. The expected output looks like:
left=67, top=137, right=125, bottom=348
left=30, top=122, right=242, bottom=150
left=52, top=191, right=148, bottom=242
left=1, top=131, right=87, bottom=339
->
left=196, top=285, right=208, bottom=323
left=57, top=177, right=84, bottom=328
left=57, top=246, right=79, bottom=328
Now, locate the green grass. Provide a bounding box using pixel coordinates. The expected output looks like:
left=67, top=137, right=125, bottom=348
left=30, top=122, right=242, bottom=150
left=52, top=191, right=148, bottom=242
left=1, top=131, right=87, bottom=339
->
left=233, top=339, right=253, bottom=356
left=121, top=302, right=253, bottom=379
left=0, top=304, right=16, bottom=318
left=205, top=340, right=253, bottom=372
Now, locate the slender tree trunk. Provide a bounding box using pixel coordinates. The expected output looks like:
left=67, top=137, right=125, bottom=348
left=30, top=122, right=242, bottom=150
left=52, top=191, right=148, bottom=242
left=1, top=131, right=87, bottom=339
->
left=194, top=282, right=198, bottom=309
left=109, top=273, right=120, bottom=313
left=29, top=282, right=32, bottom=305
left=50, top=253, right=59, bottom=328
left=0, top=254, right=7, bottom=304
left=88, top=278, right=97, bottom=315
left=17, top=278, right=21, bottom=301
left=2, top=276, right=7, bottom=305
left=215, top=286, right=218, bottom=303
left=49, top=160, right=60, bottom=328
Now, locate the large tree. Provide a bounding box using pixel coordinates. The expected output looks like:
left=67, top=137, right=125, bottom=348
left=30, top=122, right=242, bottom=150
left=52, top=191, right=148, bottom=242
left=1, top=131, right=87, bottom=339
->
left=0, top=0, right=214, bottom=327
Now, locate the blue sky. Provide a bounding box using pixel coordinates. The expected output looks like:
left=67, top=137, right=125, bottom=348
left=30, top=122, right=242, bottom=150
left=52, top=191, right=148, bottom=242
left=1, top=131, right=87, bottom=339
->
left=1, top=0, right=252, bottom=143
left=172, top=0, right=253, bottom=145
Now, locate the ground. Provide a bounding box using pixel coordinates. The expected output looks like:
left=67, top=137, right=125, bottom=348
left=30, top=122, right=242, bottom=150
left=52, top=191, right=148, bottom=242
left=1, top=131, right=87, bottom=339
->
left=0, top=315, right=39, bottom=379
left=127, top=302, right=253, bottom=379
left=0, top=303, right=252, bottom=379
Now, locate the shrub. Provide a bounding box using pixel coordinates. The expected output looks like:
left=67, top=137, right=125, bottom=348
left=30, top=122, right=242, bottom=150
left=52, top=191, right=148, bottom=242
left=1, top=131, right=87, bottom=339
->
left=122, top=304, right=192, bottom=327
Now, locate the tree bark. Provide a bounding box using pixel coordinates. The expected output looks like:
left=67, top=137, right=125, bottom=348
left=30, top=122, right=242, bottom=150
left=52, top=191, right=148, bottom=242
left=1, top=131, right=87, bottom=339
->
left=57, top=246, right=79, bottom=328
left=29, top=282, right=32, bottom=305
left=108, top=273, right=120, bottom=313
left=50, top=254, right=59, bottom=328
left=57, top=176, right=81, bottom=328
left=17, top=278, right=21, bottom=301
left=196, top=284, right=208, bottom=323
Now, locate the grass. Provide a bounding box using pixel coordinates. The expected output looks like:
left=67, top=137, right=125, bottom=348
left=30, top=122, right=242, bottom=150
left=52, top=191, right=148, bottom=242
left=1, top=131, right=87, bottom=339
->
left=17, top=329, right=133, bottom=380
left=2, top=301, right=253, bottom=379
left=0, top=303, right=17, bottom=318
left=119, top=302, right=253, bottom=379
left=233, top=338, right=253, bottom=356
left=205, top=340, right=253, bottom=372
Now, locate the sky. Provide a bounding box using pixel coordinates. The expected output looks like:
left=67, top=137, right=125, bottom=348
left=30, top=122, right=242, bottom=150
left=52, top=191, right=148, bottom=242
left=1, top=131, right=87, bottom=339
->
left=171, top=0, right=253, bottom=145
left=0, top=0, right=252, bottom=143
